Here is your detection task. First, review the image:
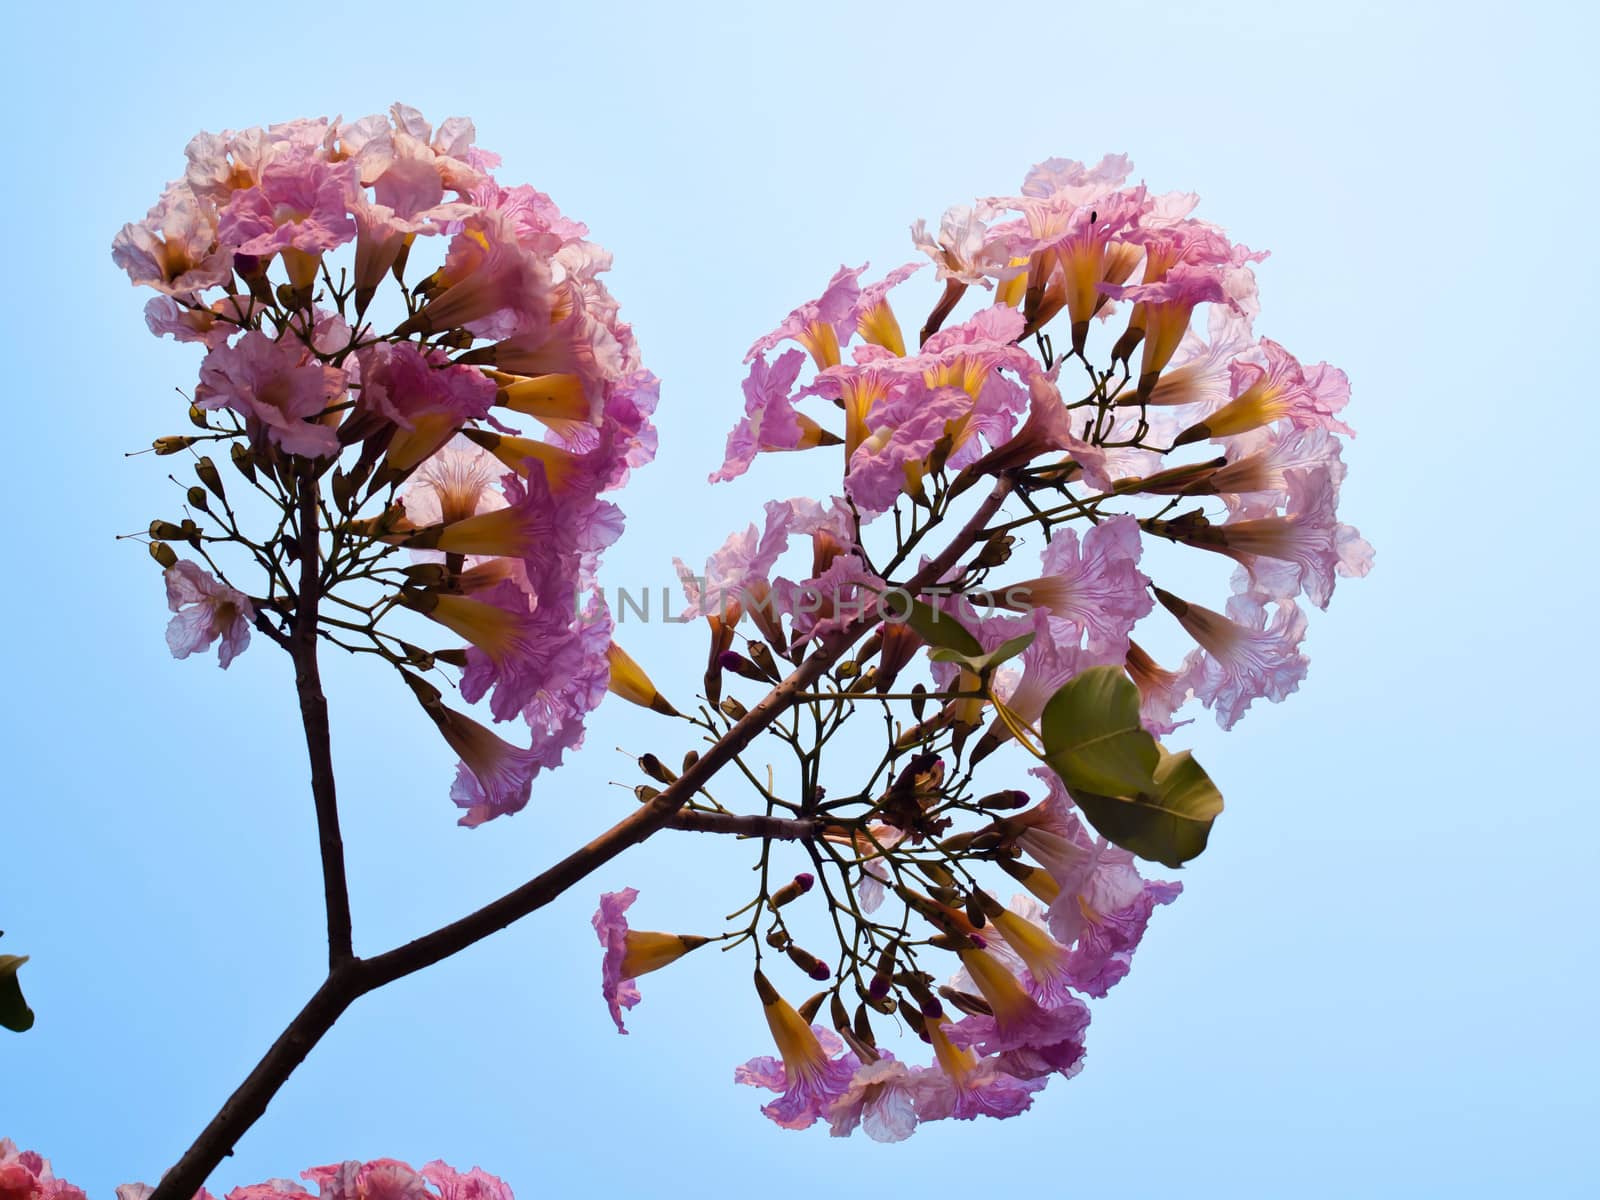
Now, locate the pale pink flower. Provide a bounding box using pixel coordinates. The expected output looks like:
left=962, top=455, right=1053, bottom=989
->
left=195, top=331, right=343, bottom=457
left=164, top=561, right=253, bottom=668
left=827, top=1054, right=920, bottom=1142
left=112, top=183, right=233, bottom=296
left=911, top=1022, right=1048, bottom=1122
left=710, top=349, right=815, bottom=483
left=737, top=1007, right=861, bottom=1131
left=1158, top=587, right=1310, bottom=730
left=142, top=295, right=235, bottom=349
left=396, top=213, right=551, bottom=339
left=846, top=382, right=971, bottom=513
left=746, top=263, right=866, bottom=368
left=1001, top=514, right=1152, bottom=655
left=593, top=887, right=644, bottom=1033
left=217, top=156, right=358, bottom=258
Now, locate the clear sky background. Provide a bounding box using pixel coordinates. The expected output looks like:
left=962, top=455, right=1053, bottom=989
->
left=3, top=1, right=1596, bottom=1196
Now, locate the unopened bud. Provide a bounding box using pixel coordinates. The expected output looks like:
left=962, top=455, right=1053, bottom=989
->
left=768, top=873, right=814, bottom=910
left=973, top=533, right=1015, bottom=570
left=786, top=945, right=831, bottom=981
left=186, top=486, right=209, bottom=511
left=939, top=985, right=994, bottom=1017
left=910, top=683, right=928, bottom=721
left=188, top=404, right=209, bottom=430
left=194, top=457, right=225, bottom=501
left=765, top=927, right=791, bottom=951
left=719, top=650, right=769, bottom=684
left=681, top=750, right=700, bottom=773
left=836, top=659, right=859, bottom=679
left=433, top=648, right=469, bottom=668
left=148, top=541, right=178, bottom=569
left=639, top=753, right=676, bottom=784
left=402, top=563, right=450, bottom=588
left=747, top=642, right=782, bottom=682
left=976, top=788, right=1030, bottom=810
left=719, top=696, right=748, bottom=721
left=866, top=992, right=898, bottom=1015
left=148, top=520, right=185, bottom=541
left=797, top=991, right=827, bottom=1023
left=230, top=443, right=257, bottom=482
left=153, top=435, right=196, bottom=455
left=965, top=893, right=988, bottom=929
left=634, top=785, right=661, bottom=804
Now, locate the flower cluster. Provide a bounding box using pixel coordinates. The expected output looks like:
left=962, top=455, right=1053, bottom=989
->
left=114, top=106, right=660, bottom=825
left=597, top=154, right=1370, bottom=1139
left=0, top=1144, right=512, bottom=1200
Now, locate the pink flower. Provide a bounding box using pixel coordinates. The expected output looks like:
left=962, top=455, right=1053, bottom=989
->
left=944, top=946, right=1092, bottom=1077
left=0, top=1141, right=88, bottom=1200
left=195, top=331, right=343, bottom=458
left=419, top=1163, right=513, bottom=1200
left=593, top=887, right=644, bottom=1032
left=827, top=1054, right=920, bottom=1142
left=164, top=561, right=253, bottom=668
left=1019, top=770, right=1183, bottom=995
left=352, top=340, right=495, bottom=469
left=1176, top=337, right=1354, bottom=445
left=746, top=263, right=866, bottom=369
left=217, top=157, right=358, bottom=260
left=1157, top=587, right=1310, bottom=730
left=911, top=1022, right=1047, bottom=1123
left=143, top=295, right=236, bottom=349
left=396, top=213, right=551, bottom=339
left=1000, top=514, right=1152, bottom=655
left=737, top=994, right=861, bottom=1130
left=710, top=349, right=819, bottom=483
left=112, top=183, right=233, bottom=296
left=846, top=381, right=971, bottom=513
left=850, top=261, right=923, bottom=355
left=301, top=1161, right=431, bottom=1200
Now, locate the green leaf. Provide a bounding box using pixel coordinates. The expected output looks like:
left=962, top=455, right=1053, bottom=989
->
left=0, top=954, right=34, bottom=1032
left=899, top=597, right=984, bottom=659
left=1040, top=665, right=1161, bottom=797
left=928, top=631, right=1037, bottom=677
left=1068, top=748, right=1225, bottom=868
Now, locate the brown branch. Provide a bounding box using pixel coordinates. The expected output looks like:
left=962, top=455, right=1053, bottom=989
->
left=293, top=468, right=353, bottom=969
left=667, top=811, right=819, bottom=839
left=146, top=475, right=1015, bottom=1200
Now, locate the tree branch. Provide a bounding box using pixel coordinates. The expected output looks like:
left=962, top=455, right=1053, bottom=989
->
left=293, top=468, right=354, bottom=969
left=147, top=475, right=1016, bottom=1200
left=667, top=811, right=819, bottom=839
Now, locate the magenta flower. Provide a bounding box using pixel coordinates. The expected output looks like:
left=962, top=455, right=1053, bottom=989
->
left=164, top=561, right=253, bottom=669
left=736, top=1012, right=861, bottom=1130
left=912, top=1023, right=1048, bottom=1123
left=195, top=331, right=343, bottom=458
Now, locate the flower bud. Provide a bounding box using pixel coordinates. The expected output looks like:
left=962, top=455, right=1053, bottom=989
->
left=194, top=457, right=225, bottom=502
left=148, top=519, right=185, bottom=541
left=719, top=650, right=769, bottom=684
left=230, top=443, right=257, bottom=483
left=186, top=486, right=209, bottom=511
left=765, top=928, right=792, bottom=951
left=634, top=785, right=661, bottom=804
left=976, top=789, right=1031, bottom=810
left=747, top=642, right=782, bottom=682
left=639, top=753, right=676, bottom=784
left=768, top=873, right=814, bottom=910
left=148, top=541, right=178, bottom=569
left=797, top=991, right=827, bottom=1023
left=786, top=944, right=831, bottom=981
left=153, top=435, right=197, bottom=455
left=681, top=750, right=700, bottom=773
left=719, top=696, right=748, bottom=720
left=938, top=985, right=994, bottom=1017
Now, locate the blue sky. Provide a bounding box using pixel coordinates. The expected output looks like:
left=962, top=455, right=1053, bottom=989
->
left=3, top=1, right=1596, bottom=1196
